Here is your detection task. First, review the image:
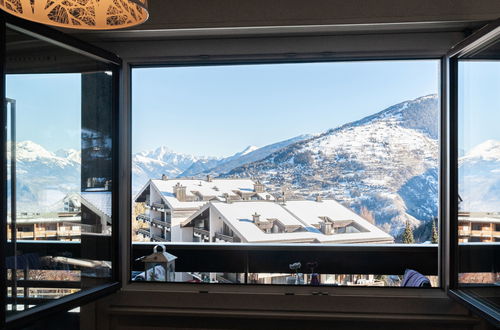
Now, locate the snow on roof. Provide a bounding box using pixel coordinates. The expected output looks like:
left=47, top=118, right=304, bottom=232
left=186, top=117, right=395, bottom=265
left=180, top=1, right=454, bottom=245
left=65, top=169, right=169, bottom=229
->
left=215, top=201, right=302, bottom=227
left=459, top=215, right=500, bottom=224
left=81, top=191, right=112, bottom=218
left=186, top=200, right=393, bottom=244
left=284, top=200, right=389, bottom=237
left=151, top=178, right=256, bottom=197
left=143, top=178, right=269, bottom=210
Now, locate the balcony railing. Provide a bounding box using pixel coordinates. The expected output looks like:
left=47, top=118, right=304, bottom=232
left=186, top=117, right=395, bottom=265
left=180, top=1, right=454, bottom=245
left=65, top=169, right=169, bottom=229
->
left=152, top=202, right=169, bottom=213
left=215, top=232, right=234, bottom=243
left=137, top=228, right=150, bottom=237
left=136, top=214, right=151, bottom=222
left=3, top=240, right=498, bottom=309
left=193, top=228, right=210, bottom=242
left=151, top=218, right=171, bottom=230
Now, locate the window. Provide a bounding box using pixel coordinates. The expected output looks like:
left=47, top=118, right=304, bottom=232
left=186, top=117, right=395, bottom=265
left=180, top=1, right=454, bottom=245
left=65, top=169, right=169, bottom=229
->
left=131, top=60, right=440, bottom=286
left=2, top=17, right=120, bottom=326
left=448, top=20, right=500, bottom=326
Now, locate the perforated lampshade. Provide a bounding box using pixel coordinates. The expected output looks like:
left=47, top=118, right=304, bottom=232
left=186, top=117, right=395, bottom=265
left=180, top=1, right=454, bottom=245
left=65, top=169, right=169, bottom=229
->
left=0, top=0, right=149, bottom=30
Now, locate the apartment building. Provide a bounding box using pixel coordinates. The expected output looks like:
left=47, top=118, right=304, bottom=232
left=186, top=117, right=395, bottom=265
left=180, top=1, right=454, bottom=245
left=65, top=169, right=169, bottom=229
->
left=181, top=199, right=393, bottom=244
left=134, top=176, right=274, bottom=242
left=458, top=212, right=500, bottom=243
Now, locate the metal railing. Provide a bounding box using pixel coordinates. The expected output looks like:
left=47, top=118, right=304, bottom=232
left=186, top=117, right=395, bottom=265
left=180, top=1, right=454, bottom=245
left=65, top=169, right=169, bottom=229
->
left=151, top=218, right=171, bottom=229
left=215, top=232, right=234, bottom=243
left=136, top=214, right=151, bottom=222
left=137, top=228, right=150, bottom=237
left=4, top=240, right=498, bottom=309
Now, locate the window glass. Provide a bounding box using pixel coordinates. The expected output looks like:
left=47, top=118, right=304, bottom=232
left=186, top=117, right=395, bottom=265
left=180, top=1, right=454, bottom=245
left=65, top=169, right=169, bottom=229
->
left=457, top=60, right=500, bottom=310
left=5, top=26, right=115, bottom=316
left=131, top=61, right=440, bottom=286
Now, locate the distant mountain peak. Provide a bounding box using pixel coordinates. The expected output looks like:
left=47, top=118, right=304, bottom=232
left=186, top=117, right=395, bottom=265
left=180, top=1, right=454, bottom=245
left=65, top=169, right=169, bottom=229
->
left=461, top=139, right=500, bottom=162
left=240, top=145, right=259, bottom=156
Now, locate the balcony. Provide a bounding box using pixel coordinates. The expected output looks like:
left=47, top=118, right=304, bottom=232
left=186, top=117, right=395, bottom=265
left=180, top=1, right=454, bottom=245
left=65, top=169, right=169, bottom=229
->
left=152, top=202, right=169, bottom=213
left=471, top=230, right=493, bottom=237
left=3, top=240, right=498, bottom=311
left=193, top=228, right=210, bottom=242
left=458, top=229, right=471, bottom=236
left=137, top=228, right=150, bottom=237
left=215, top=232, right=234, bottom=243
left=136, top=214, right=151, bottom=223
left=151, top=218, right=171, bottom=231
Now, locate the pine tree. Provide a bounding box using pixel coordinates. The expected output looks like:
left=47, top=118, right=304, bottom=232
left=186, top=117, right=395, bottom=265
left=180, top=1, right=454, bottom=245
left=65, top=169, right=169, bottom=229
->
left=402, top=221, right=414, bottom=244
left=431, top=218, right=438, bottom=244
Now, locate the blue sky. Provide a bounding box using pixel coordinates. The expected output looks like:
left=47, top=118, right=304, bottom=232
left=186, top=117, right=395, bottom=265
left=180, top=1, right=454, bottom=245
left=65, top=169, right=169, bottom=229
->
left=7, top=74, right=81, bottom=152
left=458, top=61, right=500, bottom=153
left=8, top=60, right=498, bottom=157
left=132, top=61, right=440, bottom=157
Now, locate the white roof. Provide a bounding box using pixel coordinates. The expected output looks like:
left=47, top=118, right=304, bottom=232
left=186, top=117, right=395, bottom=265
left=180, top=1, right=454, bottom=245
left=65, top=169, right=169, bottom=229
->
left=186, top=200, right=393, bottom=244
left=214, top=201, right=302, bottom=227
left=145, top=178, right=273, bottom=209
left=284, top=200, right=388, bottom=236
left=81, top=191, right=112, bottom=218
left=459, top=215, right=500, bottom=224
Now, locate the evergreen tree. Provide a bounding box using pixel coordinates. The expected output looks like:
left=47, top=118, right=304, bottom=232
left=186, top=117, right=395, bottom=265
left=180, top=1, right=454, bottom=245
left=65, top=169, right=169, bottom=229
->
left=431, top=218, right=438, bottom=244
left=402, top=221, right=414, bottom=244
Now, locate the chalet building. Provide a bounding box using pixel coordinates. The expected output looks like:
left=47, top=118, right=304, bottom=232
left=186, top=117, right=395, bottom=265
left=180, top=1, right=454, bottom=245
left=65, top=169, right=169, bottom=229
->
left=134, top=176, right=274, bottom=243
left=7, top=212, right=82, bottom=241
left=181, top=199, right=394, bottom=244
left=6, top=192, right=112, bottom=241
left=458, top=212, right=500, bottom=243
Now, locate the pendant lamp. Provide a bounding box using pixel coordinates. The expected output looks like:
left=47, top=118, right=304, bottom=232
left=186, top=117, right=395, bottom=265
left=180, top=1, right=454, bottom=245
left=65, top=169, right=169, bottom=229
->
left=0, top=0, right=148, bottom=30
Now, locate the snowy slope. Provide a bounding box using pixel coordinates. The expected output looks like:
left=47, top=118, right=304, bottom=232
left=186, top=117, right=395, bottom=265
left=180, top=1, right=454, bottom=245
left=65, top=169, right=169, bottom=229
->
left=224, top=95, right=440, bottom=235
left=132, top=135, right=313, bottom=191
left=7, top=141, right=81, bottom=211
left=459, top=140, right=500, bottom=212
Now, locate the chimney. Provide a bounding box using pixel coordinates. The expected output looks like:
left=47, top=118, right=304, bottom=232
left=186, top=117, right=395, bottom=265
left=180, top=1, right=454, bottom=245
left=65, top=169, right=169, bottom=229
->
left=254, top=180, right=265, bottom=193
left=265, top=195, right=271, bottom=201
left=161, top=174, right=168, bottom=181
left=315, top=195, right=322, bottom=202
left=174, top=183, right=186, bottom=202
left=223, top=193, right=231, bottom=203
left=320, top=221, right=333, bottom=235
left=252, top=212, right=261, bottom=224
left=206, top=175, right=212, bottom=182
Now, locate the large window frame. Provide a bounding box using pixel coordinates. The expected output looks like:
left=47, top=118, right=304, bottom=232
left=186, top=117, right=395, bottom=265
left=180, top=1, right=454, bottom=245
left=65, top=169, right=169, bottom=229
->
left=0, top=12, right=123, bottom=329
left=126, top=56, right=447, bottom=289
left=120, top=22, right=498, bottom=327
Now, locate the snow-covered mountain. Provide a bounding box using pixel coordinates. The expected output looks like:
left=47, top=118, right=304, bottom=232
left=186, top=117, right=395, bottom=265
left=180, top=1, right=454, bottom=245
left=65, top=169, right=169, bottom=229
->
left=132, top=134, right=313, bottom=192
left=200, top=135, right=314, bottom=177
left=224, top=95, right=440, bottom=235
left=7, top=141, right=81, bottom=211
left=132, top=147, right=218, bottom=192
left=11, top=94, right=499, bottom=236
left=459, top=140, right=500, bottom=212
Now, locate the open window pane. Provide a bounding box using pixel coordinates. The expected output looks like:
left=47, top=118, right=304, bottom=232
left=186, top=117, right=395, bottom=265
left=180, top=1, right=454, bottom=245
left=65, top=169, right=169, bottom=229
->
left=457, top=59, right=500, bottom=310
left=131, top=61, right=440, bottom=286
left=4, top=26, right=116, bottom=317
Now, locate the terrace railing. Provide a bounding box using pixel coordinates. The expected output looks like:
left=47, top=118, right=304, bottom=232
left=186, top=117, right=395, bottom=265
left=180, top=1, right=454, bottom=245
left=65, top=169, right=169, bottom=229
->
left=5, top=240, right=499, bottom=309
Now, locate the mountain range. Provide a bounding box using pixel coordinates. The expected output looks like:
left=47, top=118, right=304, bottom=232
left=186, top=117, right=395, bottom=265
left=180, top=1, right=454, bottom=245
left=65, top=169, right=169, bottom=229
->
left=8, top=94, right=500, bottom=236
